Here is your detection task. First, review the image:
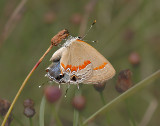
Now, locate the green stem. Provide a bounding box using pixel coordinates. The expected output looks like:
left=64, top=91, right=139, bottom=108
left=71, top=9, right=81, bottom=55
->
left=39, top=96, right=46, bottom=126
left=29, top=118, right=33, bottom=126
left=99, top=92, right=111, bottom=126
left=73, top=109, right=79, bottom=126
left=73, top=87, right=81, bottom=126
left=83, top=69, right=160, bottom=125
left=51, top=105, right=63, bottom=126
left=99, top=92, right=106, bottom=104
left=1, top=45, right=53, bottom=126
left=79, top=114, right=83, bottom=126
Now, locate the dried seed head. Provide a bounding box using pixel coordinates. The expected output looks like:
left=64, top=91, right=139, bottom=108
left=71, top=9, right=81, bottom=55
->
left=44, top=86, right=62, bottom=103
left=70, top=13, right=82, bottom=25
left=0, top=99, right=13, bottom=125
left=128, top=52, right=141, bottom=66
left=23, top=99, right=34, bottom=108
left=0, top=99, right=11, bottom=116
left=51, top=29, right=69, bottom=46
left=93, top=82, right=107, bottom=92
left=116, top=69, right=133, bottom=93
left=72, top=95, right=86, bottom=111
left=24, top=107, right=35, bottom=118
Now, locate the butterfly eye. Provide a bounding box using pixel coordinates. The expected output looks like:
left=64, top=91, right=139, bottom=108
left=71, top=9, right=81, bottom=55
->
left=45, top=68, right=50, bottom=72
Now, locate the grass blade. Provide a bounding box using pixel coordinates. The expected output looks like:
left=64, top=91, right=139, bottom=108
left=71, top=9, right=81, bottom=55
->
left=83, top=69, right=160, bottom=125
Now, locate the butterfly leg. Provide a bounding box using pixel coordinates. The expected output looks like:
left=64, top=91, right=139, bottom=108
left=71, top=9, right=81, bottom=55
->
left=65, top=82, right=70, bottom=97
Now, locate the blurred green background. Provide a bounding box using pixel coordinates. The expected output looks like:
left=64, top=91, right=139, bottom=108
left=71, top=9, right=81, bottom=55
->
left=0, top=0, right=160, bottom=125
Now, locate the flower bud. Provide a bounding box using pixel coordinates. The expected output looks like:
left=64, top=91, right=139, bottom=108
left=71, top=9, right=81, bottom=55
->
left=116, top=69, right=133, bottom=93
left=23, top=99, right=34, bottom=108
left=72, top=95, right=86, bottom=111
left=0, top=99, right=11, bottom=116
left=93, top=82, right=106, bottom=92
left=44, top=86, right=62, bottom=103
left=24, top=107, right=35, bottom=118
left=128, top=52, right=140, bottom=66
left=0, top=99, right=13, bottom=125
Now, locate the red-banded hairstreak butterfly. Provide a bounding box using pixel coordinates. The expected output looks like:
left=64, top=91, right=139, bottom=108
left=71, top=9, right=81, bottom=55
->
left=45, top=36, right=115, bottom=85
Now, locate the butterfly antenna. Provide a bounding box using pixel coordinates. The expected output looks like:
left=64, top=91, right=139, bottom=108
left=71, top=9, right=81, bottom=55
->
left=81, top=20, right=96, bottom=40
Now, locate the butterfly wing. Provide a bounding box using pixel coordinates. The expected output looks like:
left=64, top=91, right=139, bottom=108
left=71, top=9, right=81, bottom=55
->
left=60, top=39, right=115, bottom=84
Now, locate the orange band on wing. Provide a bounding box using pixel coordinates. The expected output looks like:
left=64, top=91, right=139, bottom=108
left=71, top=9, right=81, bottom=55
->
left=61, top=60, right=91, bottom=72
left=76, top=39, right=85, bottom=42
left=93, top=62, right=107, bottom=70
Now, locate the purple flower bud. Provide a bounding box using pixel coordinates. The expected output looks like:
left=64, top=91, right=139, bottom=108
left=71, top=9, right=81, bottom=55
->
left=93, top=82, right=106, bottom=92
left=24, top=107, right=35, bottom=118
left=128, top=52, right=140, bottom=66
left=72, top=95, right=86, bottom=111
left=23, top=99, right=34, bottom=108
left=44, top=86, right=62, bottom=103
left=0, top=99, right=11, bottom=116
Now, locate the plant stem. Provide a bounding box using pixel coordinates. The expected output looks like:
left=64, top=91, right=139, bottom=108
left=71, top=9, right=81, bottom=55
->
left=99, top=92, right=106, bottom=105
left=51, top=105, right=63, bottom=126
left=29, top=118, right=33, bottom=126
left=1, top=45, right=53, bottom=126
left=79, top=114, right=83, bottom=126
left=83, top=69, right=160, bottom=125
left=73, top=87, right=81, bottom=126
left=99, top=92, right=111, bottom=125
left=39, top=96, right=46, bottom=126
left=73, top=109, right=79, bottom=126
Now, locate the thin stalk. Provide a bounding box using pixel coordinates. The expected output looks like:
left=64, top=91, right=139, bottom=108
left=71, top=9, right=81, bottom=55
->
left=99, top=92, right=106, bottom=105
left=79, top=114, right=83, bottom=126
left=29, top=118, right=33, bottom=126
left=73, top=109, right=79, bottom=126
left=99, top=92, right=111, bottom=125
left=83, top=69, right=160, bottom=125
left=1, top=29, right=69, bottom=126
left=51, top=105, right=63, bottom=126
left=39, top=96, right=46, bottom=126
left=73, top=87, right=81, bottom=126
left=1, top=45, right=53, bottom=126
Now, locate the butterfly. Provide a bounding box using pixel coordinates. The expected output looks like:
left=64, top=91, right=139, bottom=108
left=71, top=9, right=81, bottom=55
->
left=45, top=36, right=115, bottom=85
